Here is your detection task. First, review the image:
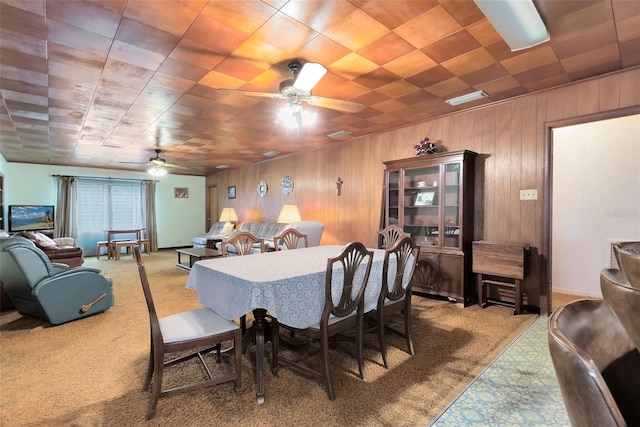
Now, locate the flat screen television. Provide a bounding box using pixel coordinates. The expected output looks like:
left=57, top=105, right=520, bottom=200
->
left=8, top=205, right=55, bottom=233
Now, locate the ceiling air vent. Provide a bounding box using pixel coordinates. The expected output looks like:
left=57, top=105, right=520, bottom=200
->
left=327, top=130, right=351, bottom=139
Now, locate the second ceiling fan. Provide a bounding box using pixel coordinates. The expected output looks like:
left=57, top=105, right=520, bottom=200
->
left=216, top=61, right=364, bottom=128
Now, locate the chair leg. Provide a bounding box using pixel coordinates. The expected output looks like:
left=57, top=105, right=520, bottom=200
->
left=320, top=334, right=335, bottom=401
left=271, top=319, right=280, bottom=375
left=234, top=329, right=243, bottom=394
left=147, top=349, right=164, bottom=420
left=143, top=340, right=154, bottom=391
left=377, top=310, right=388, bottom=369
left=404, top=301, right=414, bottom=356
left=240, top=315, right=247, bottom=335
left=356, top=314, right=365, bottom=380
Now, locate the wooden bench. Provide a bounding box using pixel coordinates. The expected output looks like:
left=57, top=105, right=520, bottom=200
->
left=114, top=241, right=138, bottom=260
left=97, top=239, right=129, bottom=259
left=472, top=241, right=530, bottom=315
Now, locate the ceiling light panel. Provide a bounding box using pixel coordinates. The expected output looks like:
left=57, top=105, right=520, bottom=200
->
left=473, top=0, right=550, bottom=51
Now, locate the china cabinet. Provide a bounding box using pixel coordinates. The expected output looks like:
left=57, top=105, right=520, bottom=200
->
left=381, top=150, right=477, bottom=306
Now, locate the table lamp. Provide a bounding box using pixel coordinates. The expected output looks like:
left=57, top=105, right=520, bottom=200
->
left=277, top=204, right=301, bottom=226
left=219, top=207, right=238, bottom=236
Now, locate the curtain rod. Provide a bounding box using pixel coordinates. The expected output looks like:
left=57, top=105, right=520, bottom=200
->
left=51, top=175, right=158, bottom=183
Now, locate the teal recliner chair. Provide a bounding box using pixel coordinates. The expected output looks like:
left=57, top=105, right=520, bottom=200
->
left=0, top=237, right=114, bottom=325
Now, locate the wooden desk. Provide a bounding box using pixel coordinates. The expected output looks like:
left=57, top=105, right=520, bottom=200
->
left=105, top=229, right=144, bottom=259
left=185, top=245, right=387, bottom=404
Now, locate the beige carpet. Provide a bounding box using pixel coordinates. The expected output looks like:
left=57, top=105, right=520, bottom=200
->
left=0, top=250, right=536, bottom=426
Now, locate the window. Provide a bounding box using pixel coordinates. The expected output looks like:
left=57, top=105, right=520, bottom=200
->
left=76, top=179, right=145, bottom=233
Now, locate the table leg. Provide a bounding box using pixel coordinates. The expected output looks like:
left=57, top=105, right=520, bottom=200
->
left=242, top=308, right=270, bottom=404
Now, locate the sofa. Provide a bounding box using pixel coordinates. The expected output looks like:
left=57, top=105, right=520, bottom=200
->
left=192, top=222, right=233, bottom=248
left=17, top=231, right=84, bottom=267
left=218, top=220, right=325, bottom=254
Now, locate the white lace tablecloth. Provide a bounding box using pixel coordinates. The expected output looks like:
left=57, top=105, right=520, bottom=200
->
left=185, top=245, right=388, bottom=329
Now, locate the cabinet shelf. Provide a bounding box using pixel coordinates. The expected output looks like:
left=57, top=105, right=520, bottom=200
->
left=382, top=150, right=477, bottom=306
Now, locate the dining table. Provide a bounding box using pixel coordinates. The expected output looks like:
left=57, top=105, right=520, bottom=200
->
left=185, top=244, right=389, bottom=404
left=104, top=228, right=144, bottom=259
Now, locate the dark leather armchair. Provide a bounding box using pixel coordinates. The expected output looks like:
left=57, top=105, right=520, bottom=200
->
left=0, top=237, right=114, bottom=325
left=613, top=242, right=640, bottom=289
left=601, top=268, right=640, bottom=352
left=548, top=299, right=640, bottom=426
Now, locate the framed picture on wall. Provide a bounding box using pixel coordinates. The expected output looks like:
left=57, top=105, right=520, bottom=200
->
left=228, top=186, right=236, bottom=199
left=174, top=187, right=189, bottom=198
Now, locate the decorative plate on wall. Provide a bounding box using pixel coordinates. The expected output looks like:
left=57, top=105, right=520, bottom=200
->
left=280, top=176, right=294, bottom=195
left=257, top=180, right=268, bottom=197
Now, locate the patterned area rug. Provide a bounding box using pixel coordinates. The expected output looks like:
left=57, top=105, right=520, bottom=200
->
left=429, top=316, right=570, bottom=426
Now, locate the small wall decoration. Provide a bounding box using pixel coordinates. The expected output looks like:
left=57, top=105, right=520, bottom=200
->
left=280, top=176, right=294, bottom=195
left=257, top=180, right=268, bottom=197
left=228, top=186, right=236, bottom=199
left=336, top=177, right=343, bottom=196
left=174, top=187, right=189, bottom=198
left=414, top=190, right=435, bottom=206
left=415, top=137, right=438, bottom=156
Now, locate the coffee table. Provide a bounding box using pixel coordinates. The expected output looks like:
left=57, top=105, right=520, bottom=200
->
left=176, top=247, right=221, bottom=271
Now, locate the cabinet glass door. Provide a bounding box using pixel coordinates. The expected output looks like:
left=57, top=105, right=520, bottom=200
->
left=387, top=170, right=400, bottom=228
left=443, top=163, right=461, bottom=248
left=404, top=165, right=440, bottom=246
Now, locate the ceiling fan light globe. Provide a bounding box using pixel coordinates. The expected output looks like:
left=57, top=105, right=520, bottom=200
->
left=148, top=166, right=167, bottom=176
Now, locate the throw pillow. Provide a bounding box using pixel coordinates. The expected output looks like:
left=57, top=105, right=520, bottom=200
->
left=22, top=231, right=58, bottom=248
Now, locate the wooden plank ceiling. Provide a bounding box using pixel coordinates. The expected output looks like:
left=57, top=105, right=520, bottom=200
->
left=0, top=0, right=638, bottom=176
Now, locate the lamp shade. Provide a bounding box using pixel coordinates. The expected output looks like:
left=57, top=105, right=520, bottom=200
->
left=277, top=205, right=301, bottom=224
left=219, top=208, right=238, bottom=222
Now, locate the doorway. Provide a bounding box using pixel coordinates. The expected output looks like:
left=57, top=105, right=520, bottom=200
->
left=551, top=114, right=640, bottom=301
left=207, top=186, right=218, bottom=231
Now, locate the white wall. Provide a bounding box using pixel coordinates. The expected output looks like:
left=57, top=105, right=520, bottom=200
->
left=552, top=114, right=640, bottom=296
left=3, top=163, right=206, bottom=249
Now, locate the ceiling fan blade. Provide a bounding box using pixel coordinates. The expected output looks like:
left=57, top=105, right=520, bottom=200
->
left=164, top=163, right=189, bottom=169
left=306, top=96, right=364, bottom=113
left=216, top=88, right=286, bottom=99
left=294, top=62, right=327, bottom=92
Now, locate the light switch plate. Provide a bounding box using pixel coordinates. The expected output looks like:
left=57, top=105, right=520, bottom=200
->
left=520, top=189, right=538, bottom=200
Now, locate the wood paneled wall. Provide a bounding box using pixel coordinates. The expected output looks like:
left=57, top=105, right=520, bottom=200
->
left=206, top=66, right=640, bottom=313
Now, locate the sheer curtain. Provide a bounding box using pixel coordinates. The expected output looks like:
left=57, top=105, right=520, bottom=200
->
left=55, top=178, right=155, bottom=256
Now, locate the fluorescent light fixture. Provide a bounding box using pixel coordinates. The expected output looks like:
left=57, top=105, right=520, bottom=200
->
left=263, top=150, right=280, bottom=157
left=474, top=0, right=549, bottom=51
left=327, top=130, right=351, bottom=139
left=293, top=62, right=327, bottom=92
left=216, top=165, right=229, bottom=169
left=445, top=90, right=488, bottom=106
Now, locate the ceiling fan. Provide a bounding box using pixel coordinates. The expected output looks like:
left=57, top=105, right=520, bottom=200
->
left=216, top=61, right=365, bottom=118
left=121, top=149, right=186, bottom=176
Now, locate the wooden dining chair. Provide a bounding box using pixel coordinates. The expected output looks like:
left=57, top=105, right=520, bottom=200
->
left=221, top=231, right=266, bottom=332
left=377, top=224, right=410, bottom=249
left=271, top=242, right=374, bottom=400
left=133, top=245, right=242, bottom=420
left=272, top=228, right=308, bottom=250
left=221, top=231, right=265, bottom=256
left=375, top=236, right=420, bottom=368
